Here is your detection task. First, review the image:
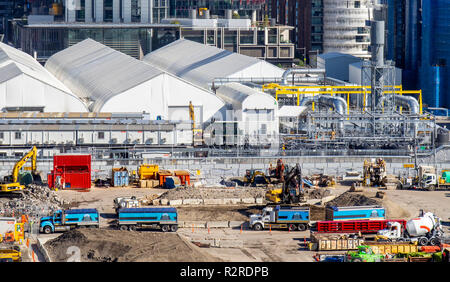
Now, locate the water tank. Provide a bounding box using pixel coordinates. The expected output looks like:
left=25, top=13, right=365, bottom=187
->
left=406, top=213, right=435, bottom=237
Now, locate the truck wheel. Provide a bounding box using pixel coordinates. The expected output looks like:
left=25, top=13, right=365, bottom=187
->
left=128, top=225, right=137, bottom=231
left=297, top=224, right=307, bottom=231
left=352, top=258, right=362, bottom=262
left=429, top=238, right=440, bottom=246
left=161, top=225, right=170, bottom=232
left=170, top=225, right=178, bottom=232
left=119, top=225, right=128, bottom=231
left=43, top=226, right=53, bottom=234
left=288, top=224, right=297, bottom=231
left=418, top=237, right=429, bottom=246
left=428, top=185, right=436, bottom=191
left=253, top=223, right=263, bottom=231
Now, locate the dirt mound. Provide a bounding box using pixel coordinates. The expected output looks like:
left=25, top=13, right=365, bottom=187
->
left=305, top=188, right=331, bottom=199
left=325, top=192, right=379, bottom=207
left=44, top=229, right=221, bottom=262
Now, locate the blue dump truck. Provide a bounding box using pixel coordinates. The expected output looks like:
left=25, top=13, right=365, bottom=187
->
left=325, top=205, right=385, bottom=221
left=249, top=205, right=310, bottom=231
left=249, top=205, right=386, bottom=231
left=117, top=207, right=178, bottom=232
left=40, top=209, right=100, bottom=234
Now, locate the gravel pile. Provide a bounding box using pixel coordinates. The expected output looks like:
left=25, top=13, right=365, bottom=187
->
left=0, top=184, right=66, bottom=220
left=325, top=191, right=379, bottom=207
left=158, top=186, right=267, bottom=201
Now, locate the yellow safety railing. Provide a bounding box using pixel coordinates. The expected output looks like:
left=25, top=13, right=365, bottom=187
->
left=262, top=84, right=423, bottom=114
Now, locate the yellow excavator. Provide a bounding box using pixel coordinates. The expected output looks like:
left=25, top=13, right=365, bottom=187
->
left=0, top=146, right=39, bottom=194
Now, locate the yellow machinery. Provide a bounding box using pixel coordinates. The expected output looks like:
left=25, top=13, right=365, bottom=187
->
left=0, top=215, right=27, bottom=244
left=243, top=170, right=270, bottom=186
left=363, top=158, right=387, bottom=186
left=0, top=248, right=21, bottom=262
left=0, top=146, right=38, bottom=193
left=138, top=164, right=159, bottom=180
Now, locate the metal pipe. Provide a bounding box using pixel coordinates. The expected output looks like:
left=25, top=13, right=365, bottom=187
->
left=281, top=68, right=326, bottom=85
left=378, top=94, right=420, bottom=136
left=210, top=76, right=323, bottom=89
left=299, top=94, right=348, bottom=134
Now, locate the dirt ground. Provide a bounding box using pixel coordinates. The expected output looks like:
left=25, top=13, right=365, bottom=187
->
left=46, top=184, right=450, bottom=262
left=44, top=228, right=221, bottom=262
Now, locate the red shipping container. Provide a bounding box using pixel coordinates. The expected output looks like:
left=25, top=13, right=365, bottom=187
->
left=48, top=154, right=91, bottom=190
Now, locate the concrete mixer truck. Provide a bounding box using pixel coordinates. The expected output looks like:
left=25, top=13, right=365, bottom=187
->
left=376, top=211, right=443, bottom=246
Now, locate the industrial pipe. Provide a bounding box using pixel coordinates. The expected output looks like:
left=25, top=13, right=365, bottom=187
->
left=378, top=94, right=420, bottom=136
left=299, top=94, right=348, bottom=134
left=210, top=76, right=323, bottom=89
left=281, top=68, right=326, bottom=85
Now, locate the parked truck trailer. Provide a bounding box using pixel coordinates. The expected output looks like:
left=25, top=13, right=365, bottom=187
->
left=117, top=207, right=178, bottom=232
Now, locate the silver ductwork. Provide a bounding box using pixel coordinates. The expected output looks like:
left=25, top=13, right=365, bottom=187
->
left=300, top=95, right=348, bottom=134
left=281, top=68, right=326, bottom=85
left=378, top=94, right=420, bottom=136
left=378, top=94, right=420, bottom=115
left=210, top=76, right=323, bottom=89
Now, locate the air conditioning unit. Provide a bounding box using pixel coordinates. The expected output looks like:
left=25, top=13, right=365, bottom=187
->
left=134, top=139, right=141, bottom=144
left=160, top=138, right=166, bottom=144
left=78, top=138, right=84, bottom=144
left=145, top=138, right=154, bottom=144
left=110, top=138, right=117, bottom=144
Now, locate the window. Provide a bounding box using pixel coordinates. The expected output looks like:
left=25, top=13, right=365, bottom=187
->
left=15, top=132, right=21, bottom=139
left=98, top=132, right=105, bottom=139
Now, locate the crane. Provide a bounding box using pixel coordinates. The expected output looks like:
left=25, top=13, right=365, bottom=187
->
left=0, top=146, right=39, bottom=194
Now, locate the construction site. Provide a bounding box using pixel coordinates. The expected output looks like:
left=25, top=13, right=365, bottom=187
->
left=0, top=15, right=449, bottom=265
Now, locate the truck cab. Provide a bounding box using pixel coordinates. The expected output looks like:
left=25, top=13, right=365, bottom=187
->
left=40, top=209, right=99, bottom=234
left=376, top=221, right=404, bottom=241
left=249, top=206, right=276, bottom=231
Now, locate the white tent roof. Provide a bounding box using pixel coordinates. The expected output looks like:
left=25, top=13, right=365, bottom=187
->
left=143, top=39, right=284, bottom=89
left=0, top=42, right=76, bottom=96
left=45, top=39, right=165, bottom=111
left=278, top=106, right=308, bottom=117
left=216, top=83, right=278, bottom=111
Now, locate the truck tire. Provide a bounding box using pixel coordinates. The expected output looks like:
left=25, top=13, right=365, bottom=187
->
left=161, top=225, right=170, bottom=232
left=253, top=223, right=263, bottom=231
left=170, top=225, right=178, bottom=232
left=429, top=238, right=440, bottom=246
left=418, top=237, right=429, bottom=246
left=119, top=225, right=128, bottom=231
left=427, top=185, right=436, bottom=191
left=43, top=226, right=53, bottom=234
left=128, top=225, right=137, bottom=231
left=352, top=258, right=362, bottom=262
left=288, top=224, right=297, bottom=231
left=297, top=224, right=307, bottom=231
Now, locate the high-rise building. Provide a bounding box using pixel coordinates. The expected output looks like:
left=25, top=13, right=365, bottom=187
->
left=170, top=0, right=265, bottom=18
left=388, top=0, right=450, bottom=109
left=322, top=0, right=373, bottom=59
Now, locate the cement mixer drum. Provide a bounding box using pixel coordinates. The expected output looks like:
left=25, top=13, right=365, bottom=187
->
left=406, top=213, right=436, bottom=237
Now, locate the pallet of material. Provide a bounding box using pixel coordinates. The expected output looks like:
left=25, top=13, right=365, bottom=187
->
left=139, top=180, right=147, bottom=188
left=146, top=180, right=160, bottom=188
left=310, top=234, right=364, bottom=251
left=365, top=242, right=418, bottom=255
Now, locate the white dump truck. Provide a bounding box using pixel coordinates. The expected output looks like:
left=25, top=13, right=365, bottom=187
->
left=376, top=211, right=443, bottom=246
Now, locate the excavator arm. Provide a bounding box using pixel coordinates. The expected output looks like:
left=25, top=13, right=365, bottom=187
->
left=11, top=146, right=37, bottom=183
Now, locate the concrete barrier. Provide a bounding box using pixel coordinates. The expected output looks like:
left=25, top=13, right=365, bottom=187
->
left=203, top=199, right=224, bottom=205
left=169, top=199, right=182, bottom=206
left=152, top=199, right=160, bottom=206
left=37, top=238, right=52, bottom=262
left=223, top=198, right=241, bottom=204
left=206, top=221, right=229, bottom=228
left=160, top=199, right=169, bottom=205
left=240, top=198, right=255, bottom=204
left=229, top=221, right=248, bottom=228
left=182, top=198, right=203, bottom=205
left=184, top=221, right=207, bottom=228
left=255, top=198, right=264, bottom=204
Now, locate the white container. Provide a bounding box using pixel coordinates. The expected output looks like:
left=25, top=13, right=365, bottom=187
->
left=406, top=213, right=435, bottom=237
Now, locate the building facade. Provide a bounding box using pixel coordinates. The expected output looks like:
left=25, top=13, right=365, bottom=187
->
left=387, top=0, right=450, bottom=109
left=170, top=0, right=265, bottom=18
